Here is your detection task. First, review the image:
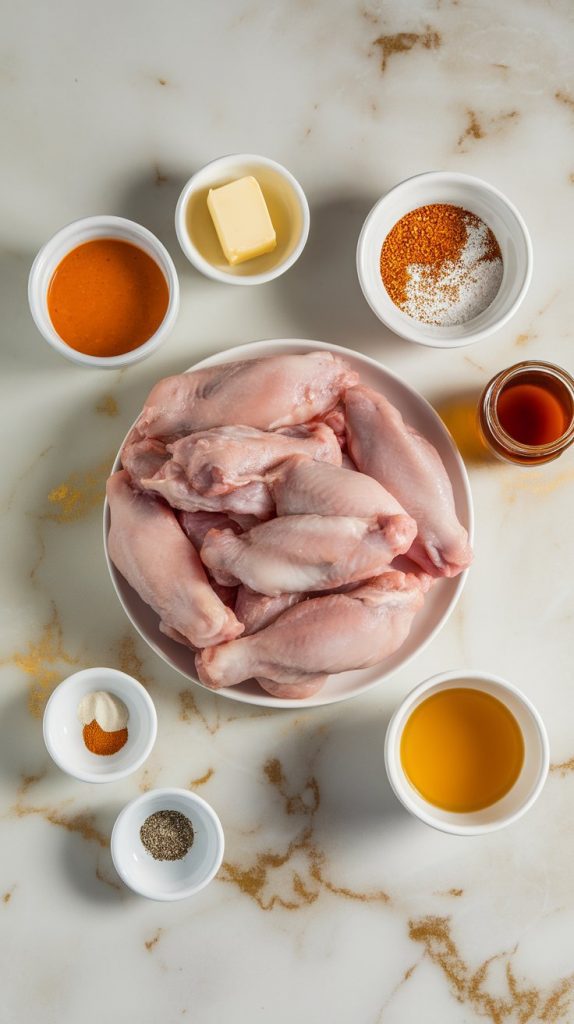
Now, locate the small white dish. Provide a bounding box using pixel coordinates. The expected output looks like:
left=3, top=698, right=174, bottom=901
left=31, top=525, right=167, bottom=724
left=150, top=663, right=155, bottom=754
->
left=175, top=153, right=310, bottom=285
left=111, top=788, right=224, bottom=900
left=104, top=338, right=474, bottom=709
left=43, top=667, right=157, bottom=783
left=357, top=171, right=533, bottom=348
left=28, top=215, right=180, bottom=368
left=384, top=670, right=549, bottom=835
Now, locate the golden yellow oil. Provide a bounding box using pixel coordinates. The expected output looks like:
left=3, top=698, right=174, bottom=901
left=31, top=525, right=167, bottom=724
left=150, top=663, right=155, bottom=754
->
left=400, top=687, right=524, bottom=813
left=185, top=166, right=302, bottom=277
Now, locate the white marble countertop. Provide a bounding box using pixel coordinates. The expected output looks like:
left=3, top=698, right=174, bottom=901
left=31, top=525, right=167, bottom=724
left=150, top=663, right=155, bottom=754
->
left=2, top=1, right=574, bottom=1021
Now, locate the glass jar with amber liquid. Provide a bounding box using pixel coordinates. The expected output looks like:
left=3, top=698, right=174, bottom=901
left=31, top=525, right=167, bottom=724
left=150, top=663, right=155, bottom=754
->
left=479, top=361, right=574, bottom=465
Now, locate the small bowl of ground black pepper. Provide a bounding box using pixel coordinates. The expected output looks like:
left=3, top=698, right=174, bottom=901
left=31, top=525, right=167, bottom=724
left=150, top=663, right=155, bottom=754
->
left=357, top=171, right=532, bottom=347
left=43, top=667, right=157, bottom=783
left=111, top=788, right=224, bottom=900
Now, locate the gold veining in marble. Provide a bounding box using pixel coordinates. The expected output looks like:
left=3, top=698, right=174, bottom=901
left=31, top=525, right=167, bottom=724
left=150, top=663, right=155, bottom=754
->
left=2, top=605, right=84, bottom=717
left=18, top=770, right=47, bottom=795
left=179, top=688, right=220, bottom=734
left=457, top=109, right=519, bottom=153
left=220, top=757, right=390, bottom=911
left=11, top=800, right=108, bottom=847
left=515, top=331, right=537, bottom=347
left=373, top=27, right=441, bottom=73
left=409, top=915, right=574, bottom=1023
left=178, top=687, right=272, bottom=735
left=43, top=454, right=114, bottom=523
left=145, top=928, right=163, bottom=952
left=113, top=633, right=152, bottom=687
left=190, top=768, right=214, bottom=787
left=95, top=395, right=118, bottom=417
left=550, top=758, right=574, bottom=777
left=154, top=164, right=168, bottom=186
left=555, top=90, right=574, bottom=113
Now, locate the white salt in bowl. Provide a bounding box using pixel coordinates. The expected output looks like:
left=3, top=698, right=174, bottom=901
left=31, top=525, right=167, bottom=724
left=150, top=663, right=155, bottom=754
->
left=43, top=667, right=157, bottom=783
left=357, top=171, right=533, bottom=348
left=111, top=788, right=224, bottom=900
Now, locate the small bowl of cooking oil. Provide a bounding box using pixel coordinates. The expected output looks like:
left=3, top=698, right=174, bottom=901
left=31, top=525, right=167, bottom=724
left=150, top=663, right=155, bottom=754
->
left=385, top=670, right=549, bottom=835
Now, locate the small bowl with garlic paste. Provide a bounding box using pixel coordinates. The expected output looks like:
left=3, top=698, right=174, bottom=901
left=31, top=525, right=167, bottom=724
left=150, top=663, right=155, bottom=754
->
left=43, top=667, right=157, bottom=783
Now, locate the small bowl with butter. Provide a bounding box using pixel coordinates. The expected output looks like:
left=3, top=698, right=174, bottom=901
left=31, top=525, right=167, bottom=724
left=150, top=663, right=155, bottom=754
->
left=175, top=153, right=310, bottom=285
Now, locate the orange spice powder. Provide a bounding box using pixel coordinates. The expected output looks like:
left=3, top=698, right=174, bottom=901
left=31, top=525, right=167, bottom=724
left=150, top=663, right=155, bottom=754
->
left=380, top=203, right=501, bottom=311
left=83, top=719, right=128, bottom=756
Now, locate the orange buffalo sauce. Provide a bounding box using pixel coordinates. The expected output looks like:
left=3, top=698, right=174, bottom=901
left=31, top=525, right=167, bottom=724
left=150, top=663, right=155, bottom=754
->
left=47, top=239, right=169, bottom=357
left=400, top=688, right=524, bottom=813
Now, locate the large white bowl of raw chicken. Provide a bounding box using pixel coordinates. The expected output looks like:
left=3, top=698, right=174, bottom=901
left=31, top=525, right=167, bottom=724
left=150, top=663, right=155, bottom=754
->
left=103, top=339, right=473, bottom=707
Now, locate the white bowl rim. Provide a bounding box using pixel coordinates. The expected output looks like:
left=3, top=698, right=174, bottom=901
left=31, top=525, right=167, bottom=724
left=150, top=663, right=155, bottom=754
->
left=42, top=666, right=158, bottom=783
left=174, top=152, right=310, bottom=285
left=110, top=787, right=225, bottom=900
left=103, top=337, right=474, bottom=709
left=384, top=668, right=549, bottom=835
left=356, top=170, right=533, bottom=348
left=28, top=214, right=180, bottom=368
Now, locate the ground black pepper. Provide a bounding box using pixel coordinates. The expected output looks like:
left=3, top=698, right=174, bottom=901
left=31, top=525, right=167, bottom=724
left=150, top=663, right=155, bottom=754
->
left=140, top=810, right=195, bottom=861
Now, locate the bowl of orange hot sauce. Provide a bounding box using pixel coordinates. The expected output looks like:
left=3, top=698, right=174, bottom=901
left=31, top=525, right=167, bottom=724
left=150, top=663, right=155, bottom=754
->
left=28, top=216, right=179, bottom=367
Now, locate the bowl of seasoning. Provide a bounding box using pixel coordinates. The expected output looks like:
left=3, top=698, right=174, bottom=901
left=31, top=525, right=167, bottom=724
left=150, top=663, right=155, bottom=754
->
left=28, top=215, right=180, bottom=368
left=175, top=153, right=310, bottom=285
left=357, top=172, right=532, bottom=347
left=385, top=670, right=549, bottom=835
left=43, top=667, right=157, bottom=783
left=111, top=788, right=224, bottom=900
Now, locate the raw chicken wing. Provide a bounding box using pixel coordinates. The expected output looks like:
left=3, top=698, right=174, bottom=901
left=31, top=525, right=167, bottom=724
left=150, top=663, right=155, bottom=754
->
left=141, top=461, right=274, bottom=519
left=135, top=352, right=358, bottom=439
left=121, top=437, right=169, bottom=488
left=106, top=471, right=242, bottom=648
left=345, top=386, right=472, bottom=577
left=196, top=571, right=425, bottom=691
left=200, top=512, right=417, bottom=595
left=168, top=422, right=341, bottom=496
left=270, top=455, right=411, bottom=521
left=235, top=586, right=305, bottom=635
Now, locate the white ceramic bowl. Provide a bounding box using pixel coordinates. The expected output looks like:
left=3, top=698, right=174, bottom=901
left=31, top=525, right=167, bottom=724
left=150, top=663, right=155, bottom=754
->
left=103, top=338, right=474, bottom=709
left=28, top=215, right=180, bottom=368
left=384, top=670, right=549, bottom=835
left=175, top=153, right=310, bottom=285
left=43, top=667, right=157, bottom=783
left=111, top=788, right=224, bottom=900
left=357, top=171, right=533, bottom=348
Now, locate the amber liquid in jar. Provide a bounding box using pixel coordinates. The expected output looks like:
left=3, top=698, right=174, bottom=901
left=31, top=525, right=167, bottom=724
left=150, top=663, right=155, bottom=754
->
left=479, top=361, right=574, bottom=465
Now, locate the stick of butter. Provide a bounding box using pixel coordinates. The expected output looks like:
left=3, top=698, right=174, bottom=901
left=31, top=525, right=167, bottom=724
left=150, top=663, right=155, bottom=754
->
left=207, top=176, right=277, bottom=266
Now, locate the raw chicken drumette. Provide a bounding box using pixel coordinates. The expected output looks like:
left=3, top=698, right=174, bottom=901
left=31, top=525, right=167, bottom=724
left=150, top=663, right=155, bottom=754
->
left=200, top=512, right=417, bottom=596
left=196, top=571, right=426, bottom=695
